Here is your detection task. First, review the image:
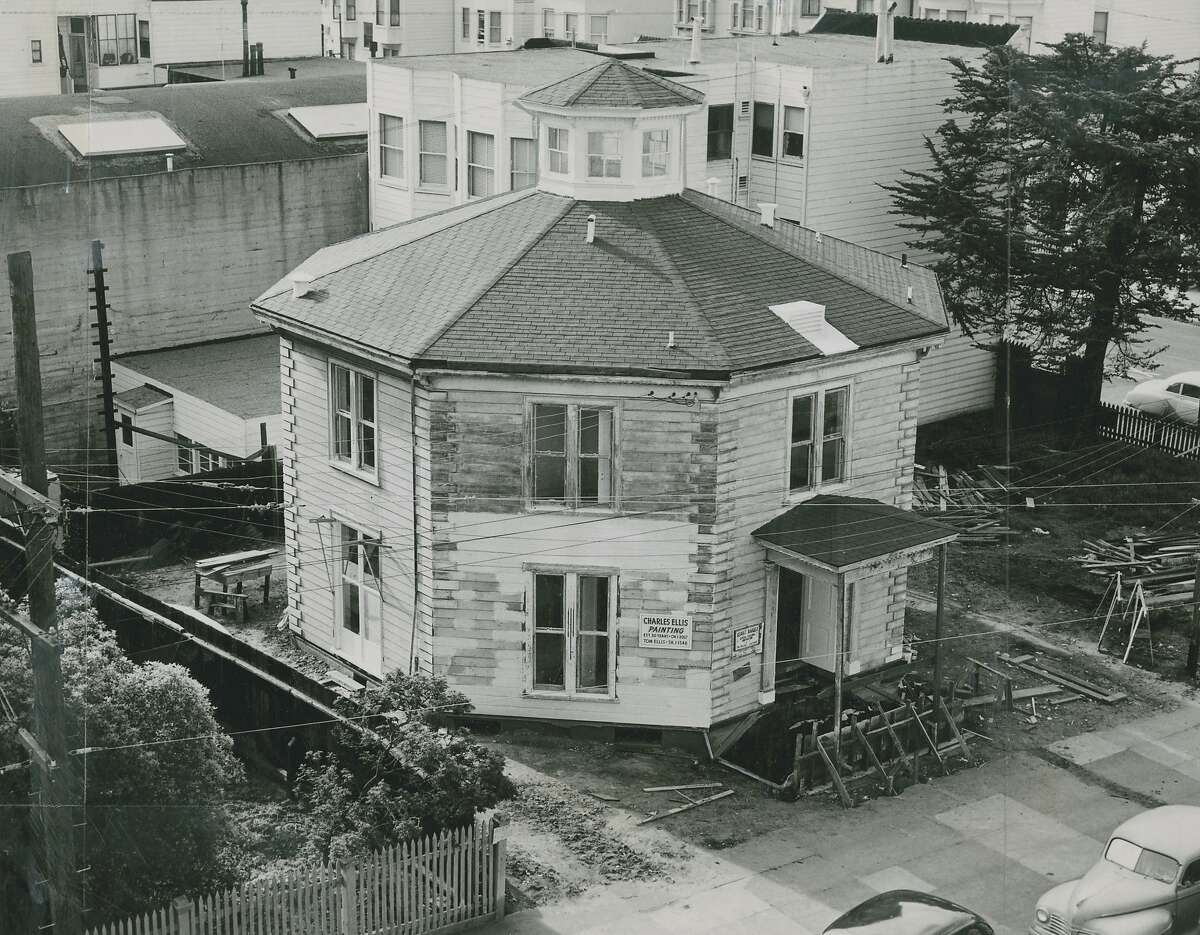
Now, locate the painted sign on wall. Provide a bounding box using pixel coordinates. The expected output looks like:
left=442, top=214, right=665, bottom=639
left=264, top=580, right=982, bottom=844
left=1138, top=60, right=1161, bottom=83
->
left=638, top=613, right=692, bottom=650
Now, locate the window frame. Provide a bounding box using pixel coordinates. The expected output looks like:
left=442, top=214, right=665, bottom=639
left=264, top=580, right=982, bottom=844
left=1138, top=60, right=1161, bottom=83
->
left=389, top=0, right=399, bottom=26
left=586, top=130, right=622, bottom=179
left=335, top=519, right=384, bottom=671
left=547, top=126, right=569, bottom=174
left=378, top=113, right=404, bottom=183
left=461, top=6, right=470, bottom=38
left=466, top=130, right=496, bottom=198
left=137, top=19, right=150, bottom=59
left=543, top=7, right=555, bottom=38
left=175, top=434, right=195, bottom=474
left=563, top=12, right=578, bottom=39
left=786, top=385, right=851, bottom=496
left=120, top=413, right=134, bottom=447
left=31, top=39, right=43, bottom=64
left=346, top=0, right=356, bottom=21
left=93, top=13, right=136, bottom=66
left=801, top=0, right=820, bottom=13
left=641, top=128, right=669, bottom=177
left=751, top=101, right=775, bottom=158
left=488, top=10, right=502, bottom=44
left=525, top=566, right=619, bottom=700
left=588, top=14, right=608, bottom=45
left=707, top=103, right=733, bottom=161
left=418, top=119, right=449, bottom=190
left=510, top=136, right=536, bottom=190
left=527, top=399, right=619, bottom=511
left=328, top=359, right=380, bottom=483
left=1092, top=10, right=1108, bottom=44
left=781, top=104, right=806, bottom=161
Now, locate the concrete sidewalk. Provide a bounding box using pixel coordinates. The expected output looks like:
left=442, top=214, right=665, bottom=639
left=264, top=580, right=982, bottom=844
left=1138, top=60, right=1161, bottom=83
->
left=480, top=701, right=1200, bottom=935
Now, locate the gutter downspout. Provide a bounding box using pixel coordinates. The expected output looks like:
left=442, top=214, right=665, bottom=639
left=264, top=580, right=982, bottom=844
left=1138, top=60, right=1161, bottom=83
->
left=408, top=375, right=420, bottom=673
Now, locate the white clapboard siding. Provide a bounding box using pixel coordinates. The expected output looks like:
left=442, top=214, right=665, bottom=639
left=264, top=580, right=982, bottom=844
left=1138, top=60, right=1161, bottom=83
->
left=918, top=328, right=995, bottom=424
left=150, top=0, right=321, bottom=65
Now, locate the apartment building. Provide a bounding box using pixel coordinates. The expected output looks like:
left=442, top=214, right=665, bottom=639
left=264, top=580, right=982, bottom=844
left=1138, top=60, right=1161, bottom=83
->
left=1, top=0, right=322, bottom=97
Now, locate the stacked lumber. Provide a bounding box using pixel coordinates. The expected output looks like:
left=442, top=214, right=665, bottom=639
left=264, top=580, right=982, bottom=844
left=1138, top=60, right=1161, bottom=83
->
left=912, top=465, right=1017, bottom=544
left=1077, top=533, right=1199, bottom=609
left=997, top=653, right=1126, bottom=704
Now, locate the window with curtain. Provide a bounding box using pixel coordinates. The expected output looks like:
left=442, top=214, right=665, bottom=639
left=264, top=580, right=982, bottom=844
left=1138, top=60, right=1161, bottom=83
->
left=93, top=14, right=136, bottom=65
left=752, top=101, right=774, bottom=157
left=418, top=120, right=447, bottom=187
left=782, top=106, right=805, bottom=159
left=379, top=114, right=403, bottom=178
left=707, top=104, right=733, bottom=160
left=511, top=137, right=536, bottom=190
left=642, top=129, right=668, bottom=177
left=467, top=131, right=495, bottom=197
left=547, top=127, right=569, bottom=173
left=587, top=131, right=621, bottom=178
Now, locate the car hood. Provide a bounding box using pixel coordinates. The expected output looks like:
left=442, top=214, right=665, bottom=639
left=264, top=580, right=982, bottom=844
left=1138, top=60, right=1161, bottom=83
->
left=1058, top=860, right=1174, bottom=924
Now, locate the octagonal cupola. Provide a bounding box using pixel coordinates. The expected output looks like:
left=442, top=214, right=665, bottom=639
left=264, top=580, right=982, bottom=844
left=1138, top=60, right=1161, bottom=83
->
left=517, top=59, right=704, bottom=202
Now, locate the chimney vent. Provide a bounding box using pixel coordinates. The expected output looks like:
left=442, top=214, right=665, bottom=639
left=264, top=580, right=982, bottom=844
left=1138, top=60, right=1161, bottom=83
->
left=705, top=176, right=720, bottom=197
left=291, top=271, right=315, bottom=299
left=586, top=214, right=596, bottom=244
left=759, top=203, right=778, bottom=228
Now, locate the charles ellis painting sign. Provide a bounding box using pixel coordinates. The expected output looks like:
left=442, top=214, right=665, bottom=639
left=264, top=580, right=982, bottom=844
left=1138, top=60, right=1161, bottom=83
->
left=638, top=613, right=693, bottom=650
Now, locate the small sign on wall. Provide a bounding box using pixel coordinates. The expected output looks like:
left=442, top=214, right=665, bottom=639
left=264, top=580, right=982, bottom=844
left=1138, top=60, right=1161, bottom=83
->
left=638, top=613, right=693, bottom=650
left=733, top=623, right=762, bottom=656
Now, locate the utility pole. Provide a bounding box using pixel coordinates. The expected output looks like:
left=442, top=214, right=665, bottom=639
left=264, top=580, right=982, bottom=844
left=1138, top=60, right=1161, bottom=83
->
left=88, top=240, right=118, bottom=481
left=241, top=0, right=250, bottom=77
left=6, top=251, right=84, bottom=935
left=1188, top=551, right=1200, bottom=678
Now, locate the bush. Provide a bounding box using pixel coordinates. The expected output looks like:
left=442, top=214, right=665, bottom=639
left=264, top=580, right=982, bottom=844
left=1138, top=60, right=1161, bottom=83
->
left=294, top=672, right=515, bottom=862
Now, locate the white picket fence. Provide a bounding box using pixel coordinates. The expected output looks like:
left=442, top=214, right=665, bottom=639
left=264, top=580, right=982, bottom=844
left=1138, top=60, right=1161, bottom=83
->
left=85, top=818, right=508, bottom=935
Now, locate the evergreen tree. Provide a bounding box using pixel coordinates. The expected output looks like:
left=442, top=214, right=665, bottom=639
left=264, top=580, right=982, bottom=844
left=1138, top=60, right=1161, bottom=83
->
left=887, top=35, right=1200, bottom=409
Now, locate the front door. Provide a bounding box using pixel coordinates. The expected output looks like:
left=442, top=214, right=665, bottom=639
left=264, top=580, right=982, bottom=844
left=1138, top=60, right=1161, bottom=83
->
left=530, top=571, right=614, bottom=697
left=802, top=576, right=838, bottom=673
left=776, top=567, right=805, bottom=671
left=337, top=523, right=383, bottom=676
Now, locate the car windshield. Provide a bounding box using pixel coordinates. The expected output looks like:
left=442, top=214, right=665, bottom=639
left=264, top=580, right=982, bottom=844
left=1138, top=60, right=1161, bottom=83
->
left=1105, top=838, right=1180, bottom=884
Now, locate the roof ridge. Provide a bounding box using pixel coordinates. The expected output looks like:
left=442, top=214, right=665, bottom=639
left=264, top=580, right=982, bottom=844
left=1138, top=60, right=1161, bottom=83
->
left=413, top=196, right=577, bottom=358
left=678, top=189, right=945, bottom=328
left=564, top=60, right=614, bottom=106
left=632, top=200, right=733, bottom=369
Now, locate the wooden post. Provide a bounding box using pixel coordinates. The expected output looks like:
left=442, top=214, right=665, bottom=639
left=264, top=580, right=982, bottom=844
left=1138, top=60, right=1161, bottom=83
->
left=832, top=572, right=847, bottom=760
left=173, top=896, right=193, bottom=935
left=1188, top=554, right=1200, bottom=678
left=8, top=252, right=84, bottom=935
left=492, top=817, right=508, bottom=920
left=88, top=240, right=119, bottom=482
left=339, top=860, right=358, bottom=935
left=933, top=543, right=948, bottom=742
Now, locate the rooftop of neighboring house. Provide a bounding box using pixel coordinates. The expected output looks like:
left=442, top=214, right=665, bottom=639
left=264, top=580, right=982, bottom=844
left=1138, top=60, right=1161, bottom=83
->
left=165, top=56, right=365, bottom=83
left=0, top=69, right=367, bottom=189
left=114, top=384, right=172, bottom=412
left=809, top=11, right=1019, bottom=48
left=628, top=32, right=985, bottom=68
left=253, top=189, right=946, bottom=379
left=375, top=47, right=605, bottom=84
left=112, top=334, right=281, bottom=419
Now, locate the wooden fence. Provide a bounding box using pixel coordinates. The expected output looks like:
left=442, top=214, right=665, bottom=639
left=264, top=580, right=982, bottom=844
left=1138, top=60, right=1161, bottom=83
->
left=85, top=818, right=507, bottom=935
left=1097, top=402, right=1200, bottom=460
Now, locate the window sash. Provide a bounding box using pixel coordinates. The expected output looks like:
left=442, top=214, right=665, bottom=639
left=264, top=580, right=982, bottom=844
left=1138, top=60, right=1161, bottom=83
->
left=707, top=105, right=733, bottom=161
left=94, top=13, right=136, bottom=65
left=488, top=11, right=501, bottom=44
left=418, top=120, right=448, bottom=187
left=1092, top=10, right=1108, bottom=43
left=589, top=15, right=607, bottom=44
left=752, top=101, right=774, bottom=157
left=788, top=394, right=814, bottom=491
left=543, top=8, right=555, bottom=38
left=801, top=0, right=819, bottom=13
left=547, top=127, right=569, bottom=174
left=176, top=434, right=194, bottom=473
left=461, top=6, right=470, bottom=37
left=137, top=19, right=149, bottom=59
left=346, top=0, right=356, bottom=21
left=782, top=105, right=805, bottom=159
left=564, top=13, right=578, bottom=38
left=31, top=40, right=43, bottom=64
left=379, top=114, right=404, bottom=178
left=330, top=363, right=377, bottom=474
left=510, top=137, right=536, bottom=190
left=530, top=572, right=614, bottom=696
left=466, top=131, right=495, bottom=197
left=641, top=129, right=669, bottom=177
left=586, top=131, right=621, bottom=178
left=531, top=403, right=616, bottom=507
left=789, top=387, right=849, bottom=491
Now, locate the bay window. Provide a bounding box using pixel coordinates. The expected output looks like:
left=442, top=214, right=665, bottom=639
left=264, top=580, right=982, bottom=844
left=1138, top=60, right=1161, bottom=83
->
left=586, top=131, right=621, bottom=178
left=642, top=129, right=669, bottom=177
left=547, top=127, right=569, bottom=174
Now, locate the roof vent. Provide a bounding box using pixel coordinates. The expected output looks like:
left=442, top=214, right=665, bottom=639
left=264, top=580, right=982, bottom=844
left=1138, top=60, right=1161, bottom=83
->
left=706, top=176, right=720, bottom=197
left=291, top=271, right=315, bottom=299
left=759, top=203, right=777, bottom=228
left=769, top=301, right=859, bottom=356
left=586, top=214, right=596, bottom=244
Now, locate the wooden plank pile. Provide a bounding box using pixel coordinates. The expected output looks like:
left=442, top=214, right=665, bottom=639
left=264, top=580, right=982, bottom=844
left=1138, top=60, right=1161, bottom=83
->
left=996, top=653, right=1126, bottom=704
left=912, top=465, right=1017, bottom=544
left=1077, top=533, right=1199, bottom=609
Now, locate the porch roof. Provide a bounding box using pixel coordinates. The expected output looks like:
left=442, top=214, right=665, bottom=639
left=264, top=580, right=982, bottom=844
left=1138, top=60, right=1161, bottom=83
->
left=752, top=495, right=957, bottom=573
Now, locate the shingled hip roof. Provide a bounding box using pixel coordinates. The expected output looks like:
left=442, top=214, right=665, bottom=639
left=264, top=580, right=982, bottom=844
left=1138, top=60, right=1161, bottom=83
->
left=519, top=59, right=705, bottom=110
left=253, top=189, right=947, bottom=377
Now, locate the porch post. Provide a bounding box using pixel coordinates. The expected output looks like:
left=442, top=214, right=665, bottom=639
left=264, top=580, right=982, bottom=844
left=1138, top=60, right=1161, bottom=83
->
left=933, top=543, right=948, bottom=740
left=833, top=572, right=846, bottom=759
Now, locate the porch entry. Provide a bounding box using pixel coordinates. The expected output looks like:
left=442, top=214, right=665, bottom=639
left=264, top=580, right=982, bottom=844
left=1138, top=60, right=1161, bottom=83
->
left=530, top=571, right=615, bottom=697
left=775, top=568, right=840, bottom=675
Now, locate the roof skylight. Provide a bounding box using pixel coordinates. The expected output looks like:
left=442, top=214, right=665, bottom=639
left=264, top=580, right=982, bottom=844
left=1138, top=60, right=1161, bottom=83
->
left=59, top=117, right=186, bottom=157
left=287, top=103, right=368, bottom=139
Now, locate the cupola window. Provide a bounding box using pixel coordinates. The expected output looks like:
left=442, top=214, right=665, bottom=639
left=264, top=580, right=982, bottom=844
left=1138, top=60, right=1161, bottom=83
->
left=586, top=131, right=621, bottom=179
left=642, top=129, right=669, bottom=177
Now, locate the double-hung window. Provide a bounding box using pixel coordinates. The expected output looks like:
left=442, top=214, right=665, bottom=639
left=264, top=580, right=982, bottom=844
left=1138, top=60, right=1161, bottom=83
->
left=641, top=129, right=668, bottom=177
left=488, top=11, right=501, bottom=44
left=138, top=20, right=150, bottom=58
left=801, top=0, right=820, bottom=14
left=198, top=448, right=218, bottom=472
left=751, top=101, right=774, bottom=157
left=1092, top=10, right=1108, bottom=44
left=389, top=0, right=399, bottom=26
left=741, top=3, right=755, bottom=28
left=511, top=137, right=536, bottom=190
left=547, top=127, right=569, bottom=173
left=330, top=362, right=378, bottom=476
left=121, top=414, right=133, bottom=446
left=531, top=402, right=615, bottom=508
left=589, top=15, right=607, bottom=44
left=467, top=131, right=495, bottom=197
left=461, top=6, right=470, bottom=38
left=31, top=40, right=43, bottom=63
left=730, top=2, right=739, bottom=29
left=346, top=0, right=356, bottom=21
left=586, top=131, right=621, bottom=178
left=375, top=0, right=384, bottom=26
left=418, top=120, right=448, bottom=188
left=176, top=434, right=194, bottom=474
left=788, top=386, right=849, bottom=492
left=707, top=104, right=733, bottom=160
left=543, top=8, right=555, bottom=38
left=379, top=114, right=404, bottom=179
left=564, top=12, right=578, bottom=39
left=782, top=105, right=805, bottom=159
left=530, top=570, right=616, bottom=697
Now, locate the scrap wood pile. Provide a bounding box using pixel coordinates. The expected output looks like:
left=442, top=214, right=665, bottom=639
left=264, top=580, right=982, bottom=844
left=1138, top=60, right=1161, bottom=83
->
left=1077, top=532, right=1199, bottom=608
left=913, top=464, right=1016, bottom=544
left=636, top=782, right=733, bottom=824
left=960, top=653, right=1126, bottom=711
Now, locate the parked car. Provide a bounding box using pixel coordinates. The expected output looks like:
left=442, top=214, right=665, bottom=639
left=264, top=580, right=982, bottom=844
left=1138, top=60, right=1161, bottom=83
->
left=1030, top=805, right=1200, bottom=935
left=1122, top=371, right=1200, bottom=423
left=823, top=890, right=994, bottom=935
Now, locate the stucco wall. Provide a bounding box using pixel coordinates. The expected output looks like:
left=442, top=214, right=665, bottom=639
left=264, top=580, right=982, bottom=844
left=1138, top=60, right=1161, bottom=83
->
left=0, top=154, right=368, bottom=466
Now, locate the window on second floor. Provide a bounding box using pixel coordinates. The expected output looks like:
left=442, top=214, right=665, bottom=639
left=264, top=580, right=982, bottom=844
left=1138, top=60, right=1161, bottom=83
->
left=330, top=362, right=378, bottom=476
left=418, top=120, right=448, bottom=188
left=587, top=131, right=621, bottom=178
left=547, top=127, right=569, bottom=173
left=31, top=40, right=42, bottom=63
left=176, top=434, right=194, bottom=474
left=741, top=2, right=755, bottom=28
left=489, top=11, right=502, bottom=44
left=511, top=137, right=536, bottom=190
left=467, top=130, right=495, bottom=197
left=1092, top=10, right=1108, bottom=44
left=389, top=0, right=399, bottom=25
left=346, top=0, right=356, bottom=21
left=730, top=2, right=739, bottom=29
left=782, top=105, right=805, bottom=159
left=531, top=403, right=615, bottom=507
left=589, top=15, right=608, bottom=44
left=642, top=129, right=668, bottom=176
left=461, top=6, right=470, bottom=38
left=788, top=386, right=849, bottom=492
left=752, top=101, right=774, bottom=157
left=801, top=0, right=820, bottom=13
left=379, top=114, right=403, bottom=179
left=707, top=104, right=732, bottom=160
left=375, top=0, right=383, bottom=26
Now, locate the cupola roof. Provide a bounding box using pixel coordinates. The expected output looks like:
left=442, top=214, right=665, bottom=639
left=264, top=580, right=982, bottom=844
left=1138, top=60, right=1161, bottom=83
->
left=519, top=59, right=704, bottom=110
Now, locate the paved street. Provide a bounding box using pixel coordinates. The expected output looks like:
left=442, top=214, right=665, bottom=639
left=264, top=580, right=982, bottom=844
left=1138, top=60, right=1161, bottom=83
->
left=487, top=703, right=1200, bottom=935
